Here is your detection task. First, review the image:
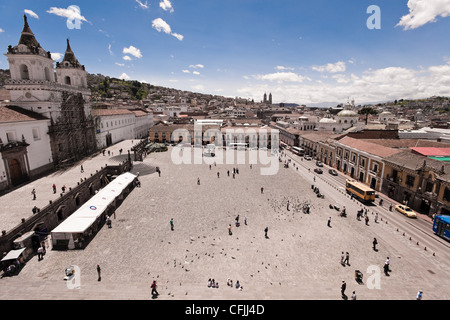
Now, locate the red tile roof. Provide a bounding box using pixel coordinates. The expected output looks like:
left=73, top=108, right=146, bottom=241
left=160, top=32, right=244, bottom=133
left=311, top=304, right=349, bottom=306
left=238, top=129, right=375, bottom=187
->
left=337, top=136, right=401, bottom=158
left=410, top=147, right=450, bottom=157
left=0, top=105, right=48, bottom=123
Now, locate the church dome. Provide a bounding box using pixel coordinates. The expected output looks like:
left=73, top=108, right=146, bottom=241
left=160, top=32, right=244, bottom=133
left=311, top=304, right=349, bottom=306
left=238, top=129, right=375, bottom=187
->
left=319, top=117, right=336, bottom=123
left=337, top=109, right=358, bottom=117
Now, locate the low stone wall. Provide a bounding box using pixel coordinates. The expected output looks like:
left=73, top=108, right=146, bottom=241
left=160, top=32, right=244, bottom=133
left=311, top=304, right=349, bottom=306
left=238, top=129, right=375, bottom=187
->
left=0, top=161, right=132, bottom=254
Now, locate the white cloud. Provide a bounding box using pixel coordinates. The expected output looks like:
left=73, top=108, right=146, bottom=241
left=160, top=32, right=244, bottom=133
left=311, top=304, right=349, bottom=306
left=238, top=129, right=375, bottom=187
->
left=160, top=0, right=174, bottom=13
left=0, top=28, right=4, bottom=33
left=276, top=66, right=294, bottom=71
left=237, top=61, right=450, bottom=105
left=152, top=18, right=172, bottom=34
left=123, top=55, right=132, bottom=61
left=182, top=70, right=190, bottom=73
left=119, top=73, right=131, bottom=80
left=24, top=9, right=39, bottom=19
left=312, top=61, right=346, bottom=73
left=193, top=71, right=200, bottom=75
left=108, top=44, right=114, bottom=56
left=192, top=84, right=205, bottom=91
left=47, top=6, right=88, bottom=24
left=152, top=18, right=184, bottom=41
left=332, top=74, right=350, bottom=84
left=50, top=52, right=63, bottom=61
left=397, top=0, right=450, bottom=30
left=189, top=64, right=205, bottom=69
left=136, top=0, right=149, bottom=9
left=123, top=46, right=142, bottom=59
left=115, top=62, right=125, bottom=67
left=171, top=33, right=184, bottom=41
left=253, top=72, right=310, bottom=83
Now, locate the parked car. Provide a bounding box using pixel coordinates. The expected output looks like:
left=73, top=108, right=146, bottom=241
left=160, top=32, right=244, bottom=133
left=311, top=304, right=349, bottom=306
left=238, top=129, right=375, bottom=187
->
left=316, top=161, right=323, bottom=167
left=314, top=168, right=323, bottom=174
left=304, top=155, right=312, bottom=161
left=394, top=205, right=417, bottom=218
left=328, top=169, right=338, bottom=176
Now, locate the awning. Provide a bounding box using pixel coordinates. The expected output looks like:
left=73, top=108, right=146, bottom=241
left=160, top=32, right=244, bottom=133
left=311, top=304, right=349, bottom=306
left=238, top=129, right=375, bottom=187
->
left=1, top=248, right=26, bottom=262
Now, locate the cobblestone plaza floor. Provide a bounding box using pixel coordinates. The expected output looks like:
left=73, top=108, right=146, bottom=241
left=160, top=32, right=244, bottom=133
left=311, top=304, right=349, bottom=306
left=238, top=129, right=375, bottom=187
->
left=0, top=141, right=449, bottom=300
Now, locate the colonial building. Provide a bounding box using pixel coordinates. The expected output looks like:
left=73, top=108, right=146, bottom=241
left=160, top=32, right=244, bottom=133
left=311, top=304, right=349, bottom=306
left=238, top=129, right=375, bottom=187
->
left=382, top=151, right=450, bottom=216
left=92, top=108, right=153, bottom=149
left=3, top=15, right=97, bottom=167
left=333, top=136, right=401, bottom=191
left=0, top=105, right=53, bottom=191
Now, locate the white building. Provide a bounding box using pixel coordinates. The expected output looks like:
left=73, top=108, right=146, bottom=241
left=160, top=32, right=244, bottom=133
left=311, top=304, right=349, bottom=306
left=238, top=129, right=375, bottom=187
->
left=92, top=108, right=153, bottom=149
left=0, top=105, right=53, bottom=191
left=3, top=15, right=97, bottom=167
left=316, top=108, right=364, bottom=133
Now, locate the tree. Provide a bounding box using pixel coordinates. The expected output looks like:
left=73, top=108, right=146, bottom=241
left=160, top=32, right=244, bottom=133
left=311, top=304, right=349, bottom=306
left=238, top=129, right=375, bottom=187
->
left=358, top=107, right=378, bottom=125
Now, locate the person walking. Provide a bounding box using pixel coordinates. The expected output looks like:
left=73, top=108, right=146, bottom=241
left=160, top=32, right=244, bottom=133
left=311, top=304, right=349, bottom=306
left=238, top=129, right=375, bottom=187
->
left=341, top=280, right=347, bottom=299
left=151, top=280, right=159, bottom=297
left=286, top=200, right=290, bottom=211
left=261, top=187, right=264, bottom=194
left=373, top=238, right=378, bottom=251
left=416, top=290, right=423, bottom=300
left=197, top=178, right=200, bottom=185
left=228, top=224, right=232, bottom=236
left=106, top=216, right=112, bottom=228
left=37, top=246, right=44, bottom=261
left=80, top=165, right=84, bottom=173
left=340, top=252, right=345, bottom=266
left=365, top=215, right=369, bottom=226
left=264, top=227, right=269, bottom=238
left=97, top=264, right=101, bottom=281
left=344, top=252, right=350, bottom=266
left=217, top=172, right=220, bottom=178
left=351, top=291, right=356, bottom=300
left=170, top=218, right=174, bottom=231
left=31, top=188, right=36, bottom=200
left=327, top=217, right=332, bottom=227
left=383, top=257, right=390, bottom=276
left=52, top=184, right=56, bottom=194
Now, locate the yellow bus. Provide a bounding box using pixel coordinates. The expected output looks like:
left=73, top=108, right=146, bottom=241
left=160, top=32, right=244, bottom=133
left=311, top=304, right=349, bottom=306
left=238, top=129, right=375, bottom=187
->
left=345, top=179, right=376, bottom=203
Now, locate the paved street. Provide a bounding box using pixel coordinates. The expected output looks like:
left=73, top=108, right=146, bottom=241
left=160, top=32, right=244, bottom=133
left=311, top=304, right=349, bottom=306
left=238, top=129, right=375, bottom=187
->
left=0, top=143, right=449, bottom=300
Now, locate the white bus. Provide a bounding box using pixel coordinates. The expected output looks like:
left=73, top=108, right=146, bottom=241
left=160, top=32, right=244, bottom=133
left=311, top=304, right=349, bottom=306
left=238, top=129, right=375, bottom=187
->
left=228, top=143, right=248, bottom=150
left=292, top=146, right=304, bottom=156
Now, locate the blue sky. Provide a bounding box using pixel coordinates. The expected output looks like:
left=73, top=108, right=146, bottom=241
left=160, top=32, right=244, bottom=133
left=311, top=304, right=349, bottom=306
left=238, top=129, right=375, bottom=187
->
left=1, top=0, right=450, bottom=105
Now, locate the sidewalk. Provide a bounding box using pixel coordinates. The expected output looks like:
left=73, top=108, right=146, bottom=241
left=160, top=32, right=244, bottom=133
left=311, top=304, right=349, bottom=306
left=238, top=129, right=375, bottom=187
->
left=0, top=140, right=137, bottom=234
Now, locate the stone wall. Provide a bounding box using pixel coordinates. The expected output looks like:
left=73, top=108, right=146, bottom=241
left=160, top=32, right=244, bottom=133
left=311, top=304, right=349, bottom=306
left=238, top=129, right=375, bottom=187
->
left=0, top=160, right=132, bottom=254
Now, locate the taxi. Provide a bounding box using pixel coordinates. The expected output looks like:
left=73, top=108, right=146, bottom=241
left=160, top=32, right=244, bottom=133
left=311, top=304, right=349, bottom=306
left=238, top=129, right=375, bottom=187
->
left=394, top=204, right=417, bottom=218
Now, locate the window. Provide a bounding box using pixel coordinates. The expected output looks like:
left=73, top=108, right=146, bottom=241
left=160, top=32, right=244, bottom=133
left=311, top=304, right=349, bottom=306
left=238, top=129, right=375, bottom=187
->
left=20, top=64, right=29, bottom=80
left=373, top=163, right=378, bottom=173
left=64, top=76, right=71, bottom=85
left=425, top=181, right=434, bottom=193
left=44, top=67, right=51, bottom=81
left=444, top=187, right=450, bottom=202
left=32, top=128, right=40, bottom=140
left=6, top=131, right=16, bottom=142
left=406, top=175, right=415, bottom=187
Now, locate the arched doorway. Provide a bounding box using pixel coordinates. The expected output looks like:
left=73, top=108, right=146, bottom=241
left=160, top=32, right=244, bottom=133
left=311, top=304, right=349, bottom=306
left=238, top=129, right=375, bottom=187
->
left=9, top=158, right=25, bottom=186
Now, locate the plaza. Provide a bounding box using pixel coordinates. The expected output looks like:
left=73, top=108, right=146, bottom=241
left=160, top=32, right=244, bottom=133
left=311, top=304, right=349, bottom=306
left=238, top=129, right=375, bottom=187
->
left=0, top=141, right=449, bottom=300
